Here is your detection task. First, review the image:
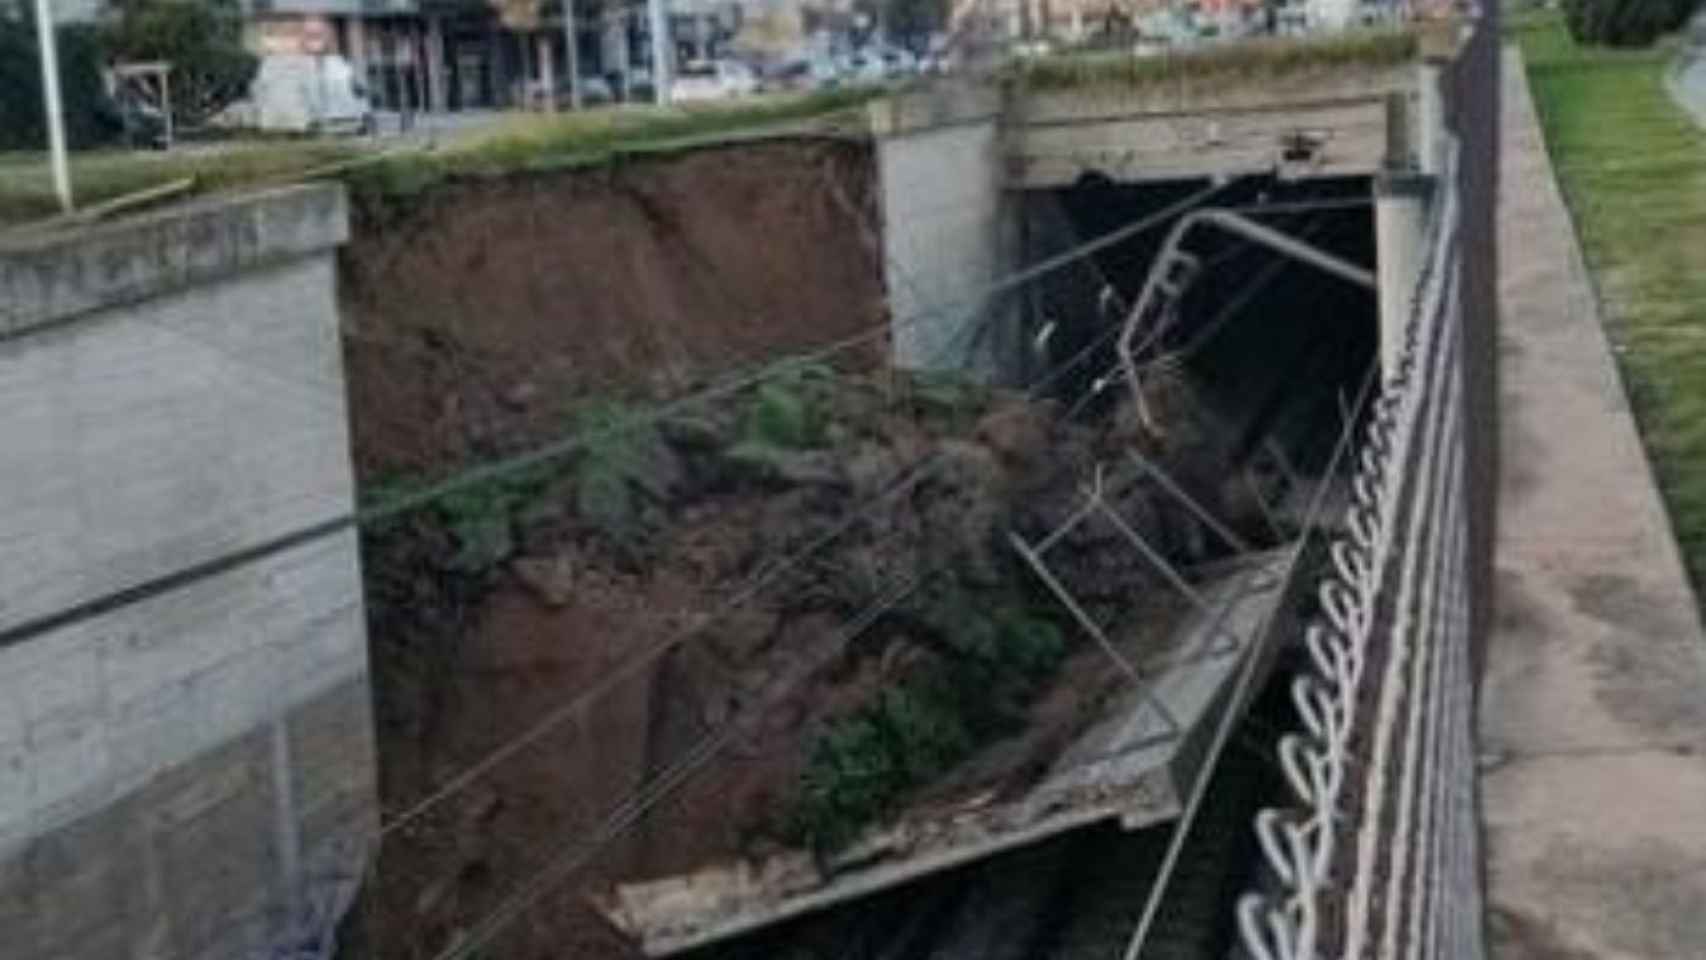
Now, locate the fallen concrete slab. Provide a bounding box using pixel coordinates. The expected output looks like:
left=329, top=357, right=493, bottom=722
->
left=593, top=549, right=1293, bottom=956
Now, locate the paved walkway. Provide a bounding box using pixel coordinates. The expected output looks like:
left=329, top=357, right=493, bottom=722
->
left=1481, top=49, right=1706, bottom=959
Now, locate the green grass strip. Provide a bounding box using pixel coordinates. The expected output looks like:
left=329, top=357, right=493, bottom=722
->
left=1514, top=11, right=1706, bottom=587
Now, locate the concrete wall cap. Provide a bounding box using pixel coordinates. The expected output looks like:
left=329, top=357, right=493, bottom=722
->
left=0, top=182, right=349, bottom=339
left=869, top=82, right=1005, bottom=138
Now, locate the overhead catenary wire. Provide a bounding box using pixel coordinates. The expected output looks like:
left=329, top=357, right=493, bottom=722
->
left=423, top=437, right=1219, bottom=960
left=1162, top=211, right=1337, bottom=367
left=376, top=192, right=1228, bottom=836
left=377, top=457, right=938, bottom=838
left=0, top=177, right=1243, bottom=658
left=428, top=572, right=930, bottom=960
left=355, top=177, right=1245, bottom=527
left=5, top=182, right=1262, bottom=960
left=1220, top=195, right=1374, bottom=217
left=415, top=230, right=1361, bottom=960
left=418, top=355, right=1354, bottom=960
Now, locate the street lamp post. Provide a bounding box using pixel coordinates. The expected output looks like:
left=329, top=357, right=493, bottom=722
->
left=33, top=0, right=73, bottom=212
left=648, top=0, right=671, bottom=104
left=563, top=0, right=582, bottom=109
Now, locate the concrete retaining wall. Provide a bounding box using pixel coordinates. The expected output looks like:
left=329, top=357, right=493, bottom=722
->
left=0, top=185, right=373, bottom=960
left=871, top=84, right=1021, bottom=380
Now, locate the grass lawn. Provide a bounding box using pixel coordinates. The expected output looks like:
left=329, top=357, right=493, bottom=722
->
left=1512, top=12, right=1706, bottom=583
left=0, top=140, right=360, bottom=226
left=0, top=89, right=878, bottom=228
left=1012, top=26, right=1417, bottom=91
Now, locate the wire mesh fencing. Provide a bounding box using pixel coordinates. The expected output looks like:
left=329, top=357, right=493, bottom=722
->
left=1233, top=119, right=1484, bottom=960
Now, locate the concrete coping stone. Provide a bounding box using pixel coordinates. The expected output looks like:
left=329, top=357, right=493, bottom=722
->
left=0, top=182, right=349, bottom=340
left=1010, top=67, right=1413, bottom=125
left=1417, top=16, right=1467, bottom=63
left=869, top=82, right=1006, bottom=138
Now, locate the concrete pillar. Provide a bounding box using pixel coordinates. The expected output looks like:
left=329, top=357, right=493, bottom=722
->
left=870, top=84, right=1018, bottom=381
left=1416, top=61, right=1444, bottom=175
left=647, top=0, right=672, bottom=104
left=347, top=16, right=368, bottom=88
left=426, top=15, right=447, bottom=113
left=537, top=33, right=555, bottom=110
left=1416, top=18, right=1458, bottom=177
left=563, top=0, right=582, bottom=109
left=1374, top=173, right=1433, bottom=378
left=607, top=11, right=630, bottom=99
left=1384, top=89, right=1415, bottom=172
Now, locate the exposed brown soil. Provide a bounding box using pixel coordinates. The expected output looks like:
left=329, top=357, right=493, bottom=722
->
left=353, top=380, right=1242, bottom=960
left=340, top=137, right=886, bottom=482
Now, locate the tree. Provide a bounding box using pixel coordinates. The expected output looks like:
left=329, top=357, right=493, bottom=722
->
left=1561, top=0, right=1697, bottom=47
left=101, top=0, right=256, bottom=126
left=853, top=0, right=945, bottom=49
left=0, top=5, right=114, bottom=150
left=885, top=0, right=947, bottom=48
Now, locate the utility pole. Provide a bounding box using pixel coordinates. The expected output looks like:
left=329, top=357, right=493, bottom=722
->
left=562, top=0, right=582, bottom=109
left=33, top=0, right=73, bottom=212
left=647, top=0, right=671, bottom=104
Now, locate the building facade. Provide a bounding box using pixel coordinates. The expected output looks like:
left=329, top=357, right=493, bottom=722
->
left=244, top=0, right=743, bottom=111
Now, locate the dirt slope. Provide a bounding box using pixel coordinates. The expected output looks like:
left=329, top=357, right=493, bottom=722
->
left=340, top=138, right=885, bottom=483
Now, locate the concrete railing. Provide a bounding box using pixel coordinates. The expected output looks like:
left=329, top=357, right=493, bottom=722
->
left=0, top=185, right=374, bottom=960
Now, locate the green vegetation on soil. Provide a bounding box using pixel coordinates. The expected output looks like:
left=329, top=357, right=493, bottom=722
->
left=360, top=365, right=1200, bottom=857
left=1011, top=28, right=1417, bottom=91
left=1513, top=13, right=1706, bottom=586
left=0, top=141, right=359, bottom=225
left=790, top=591, right=1068, bottom=853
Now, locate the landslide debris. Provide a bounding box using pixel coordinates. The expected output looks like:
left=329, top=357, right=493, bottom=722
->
left=358, top=365, right=1262, bottom=959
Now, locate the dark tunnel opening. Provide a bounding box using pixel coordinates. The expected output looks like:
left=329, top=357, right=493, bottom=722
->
left=1019, top=172, right=1379, bottom=477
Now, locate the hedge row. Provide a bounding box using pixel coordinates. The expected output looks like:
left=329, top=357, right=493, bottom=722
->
left=0, top=16, right=113, bottom=150
left=1561, top=0, right=1698, bottom=48
left=0, top=0, right=254, bottom=151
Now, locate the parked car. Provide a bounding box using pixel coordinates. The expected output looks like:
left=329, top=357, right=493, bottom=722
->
left=839, top=45, right=917, bottom=85
left=525, top=74, right=616, bottom=109
left=808, top=55, right=844, bottom=88
left=626, top=67, right=656, bottom=102
left=94, top=95, right=169, bottom=149
left=761, top=58, right=813, bottom=91
left=247, top=54, right=375, bottom=134
left=671, top=59, right=761, bottom=102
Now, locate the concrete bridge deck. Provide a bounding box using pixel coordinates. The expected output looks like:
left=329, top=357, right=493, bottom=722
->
left=1481, top=48, right=1706, bottom=958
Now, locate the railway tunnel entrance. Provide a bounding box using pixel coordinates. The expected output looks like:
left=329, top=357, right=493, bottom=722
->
left=1020, top=172, right=1380, bottom=488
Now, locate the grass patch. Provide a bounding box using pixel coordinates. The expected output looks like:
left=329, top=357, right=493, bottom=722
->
left=0, top=87, right=878, bottom=228
left=1011, top=27, right=1417, bottom=92
left=789, top=590, right=1067, bottom=853
left=337, top=88, right=879, bottom=209
left=0, top=140, right=358, bottom=225
left=1514, top=12, right=1706, bottom=586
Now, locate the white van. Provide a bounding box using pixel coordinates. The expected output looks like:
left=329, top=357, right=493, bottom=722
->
left=249, top=54, right=375, bottom=134
left=671, top=60, right=761, bottom=102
